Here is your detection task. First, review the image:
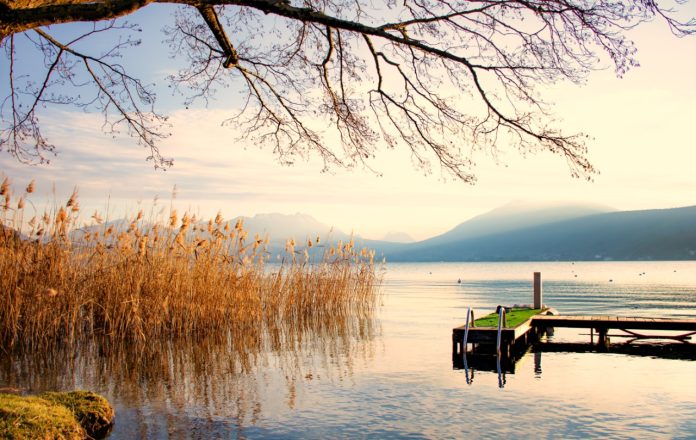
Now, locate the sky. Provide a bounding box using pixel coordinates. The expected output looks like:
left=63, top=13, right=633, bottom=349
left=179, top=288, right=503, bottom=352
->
left=1, top=5, right=696, bottom=241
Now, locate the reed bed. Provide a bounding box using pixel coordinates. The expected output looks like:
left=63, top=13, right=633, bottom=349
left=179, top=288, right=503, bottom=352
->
left=0, top=178, right=380, bottom=353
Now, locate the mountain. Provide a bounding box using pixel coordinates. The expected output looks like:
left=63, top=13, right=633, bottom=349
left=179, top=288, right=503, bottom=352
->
left=418, top=201, right=614, bottom=246
left=381, top=231, right=415, bottom=243
left=67, top=213, right=351, bottom=248
left=59, top=203, right=696, bottom=261
left=229, top=213, right=351, bottom=244
left=384, top=202, right=613, bottom=258
left=383, top=205, right=696, bottom=261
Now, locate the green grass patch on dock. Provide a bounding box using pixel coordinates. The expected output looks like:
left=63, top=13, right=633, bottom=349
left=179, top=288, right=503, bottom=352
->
left=474, top=307, right=543, bottom=328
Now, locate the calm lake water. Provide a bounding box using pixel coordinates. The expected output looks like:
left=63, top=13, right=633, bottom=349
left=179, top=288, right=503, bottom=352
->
left=3, top=261, right=696, bottom=438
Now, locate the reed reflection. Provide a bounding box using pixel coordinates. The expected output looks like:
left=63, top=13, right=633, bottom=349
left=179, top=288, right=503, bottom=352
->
left=1, top=304, right=378, bottom=436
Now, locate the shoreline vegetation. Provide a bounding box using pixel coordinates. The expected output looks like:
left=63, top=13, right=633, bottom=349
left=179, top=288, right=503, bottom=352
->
left=0, top=178, right=380, bottom=351
left=0, top=178, right=380, bottom=436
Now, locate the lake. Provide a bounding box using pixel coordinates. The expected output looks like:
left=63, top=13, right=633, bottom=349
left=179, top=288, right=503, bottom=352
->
left=2, top=261, right=696, bottom=438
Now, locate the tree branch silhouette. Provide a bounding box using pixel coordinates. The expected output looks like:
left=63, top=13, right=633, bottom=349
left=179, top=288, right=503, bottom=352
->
left=1, top=0, right=694, bottom=179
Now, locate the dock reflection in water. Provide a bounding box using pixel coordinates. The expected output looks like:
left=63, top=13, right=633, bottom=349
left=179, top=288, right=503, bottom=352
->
left=454, top=340, right=696, bottom=389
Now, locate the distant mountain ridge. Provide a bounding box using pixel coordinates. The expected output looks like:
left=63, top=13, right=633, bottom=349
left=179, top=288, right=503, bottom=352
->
left=229, top=212, right=350, bottom=244
left=382, top=204, right=696, bottom=261
left=407, top=201, right=614, bottom=247
left=62, top=203, right=696, bottom=261
left=381, top=231, right=415, bottom=243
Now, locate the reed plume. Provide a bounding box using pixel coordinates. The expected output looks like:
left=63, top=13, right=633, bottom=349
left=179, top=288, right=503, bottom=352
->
left=0, top=180, right=380, bottom=353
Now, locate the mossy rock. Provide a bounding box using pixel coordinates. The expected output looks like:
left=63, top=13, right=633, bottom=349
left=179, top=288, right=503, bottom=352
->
left=40, top=391, right=114, bottom=439
left=0, top=391, right=114, bottom=439
left=0, top=393, right=84, bottom=439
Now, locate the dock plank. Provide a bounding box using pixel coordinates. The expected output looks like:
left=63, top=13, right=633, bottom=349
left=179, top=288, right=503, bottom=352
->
left=531, top=315, right=696, bottom=331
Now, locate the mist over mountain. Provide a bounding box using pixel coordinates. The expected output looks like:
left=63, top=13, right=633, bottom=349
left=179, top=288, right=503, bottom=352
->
left=406, top=201, right=614, bottom=249
left=383, top=204, right=696, bottom=262
left=381, top=231, right=415, bottom=243
left=446, top=201, right=613, bottom=239
left=229, top=212, right=351, bottom=244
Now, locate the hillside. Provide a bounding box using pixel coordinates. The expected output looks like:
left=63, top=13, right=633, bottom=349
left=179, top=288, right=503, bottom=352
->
left=383, top=205, right=696, bottom=261
left=60, top=204, right=696, bottom=261
left=403, top=201, right=613, bottom=249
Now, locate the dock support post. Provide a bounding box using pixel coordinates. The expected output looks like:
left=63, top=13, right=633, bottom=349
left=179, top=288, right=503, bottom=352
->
left=534, top=272, right=542, bottom=309
left=597, top=328, right=610, bottom=350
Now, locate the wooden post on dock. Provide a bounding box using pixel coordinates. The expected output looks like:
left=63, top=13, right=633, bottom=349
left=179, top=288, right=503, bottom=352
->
left=597, top=328, right=610, bottom=350
left=534, top=272, right=542, bottom=309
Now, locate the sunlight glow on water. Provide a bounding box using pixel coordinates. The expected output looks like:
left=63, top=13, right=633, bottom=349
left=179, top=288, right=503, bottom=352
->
left=2, top=261, right=696, bottom=438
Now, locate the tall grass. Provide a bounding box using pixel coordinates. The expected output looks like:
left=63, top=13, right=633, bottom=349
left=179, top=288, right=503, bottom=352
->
left=0, top=178, right=380, bottom=353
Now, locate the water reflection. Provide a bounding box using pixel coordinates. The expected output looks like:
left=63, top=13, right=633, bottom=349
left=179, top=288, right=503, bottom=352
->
left=453, top=350, right=525, bottom=375
left=3, top=261, right=696, bottom=438
left=453, top=341, right=696, bottom=385
left=534, top=351, right=542, bottom=376
left=0, top=306, right=378, bottom=438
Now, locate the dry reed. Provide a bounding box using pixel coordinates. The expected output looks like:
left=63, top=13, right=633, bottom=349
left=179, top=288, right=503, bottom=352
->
left=0, top=179, right=380, bottom=353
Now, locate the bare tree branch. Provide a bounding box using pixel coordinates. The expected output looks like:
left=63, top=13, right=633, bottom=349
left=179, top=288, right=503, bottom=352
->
left=1, top=0, right=694, bottom=179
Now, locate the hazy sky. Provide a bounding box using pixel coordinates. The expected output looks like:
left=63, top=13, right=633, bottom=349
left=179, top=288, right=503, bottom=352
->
left=2, top=6, right=696, bottom=241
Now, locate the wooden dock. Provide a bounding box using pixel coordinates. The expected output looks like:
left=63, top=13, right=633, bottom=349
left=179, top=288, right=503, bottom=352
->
left=452, top=312, right=546, bottom=358
left=531, top=315, right=696, bottom=331
left=453, top=313, right=696, bottom=358
left=452, top=273, right=696, bottom=360
left=531, top=315, right=696, bottom=345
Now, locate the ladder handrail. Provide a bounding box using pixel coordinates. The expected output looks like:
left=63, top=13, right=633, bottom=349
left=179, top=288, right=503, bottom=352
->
left=496, top=306, right=506, bottom=356
left=462, top=306, right=474, bottom=385
left=463, top=307, right=473, bottom=348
